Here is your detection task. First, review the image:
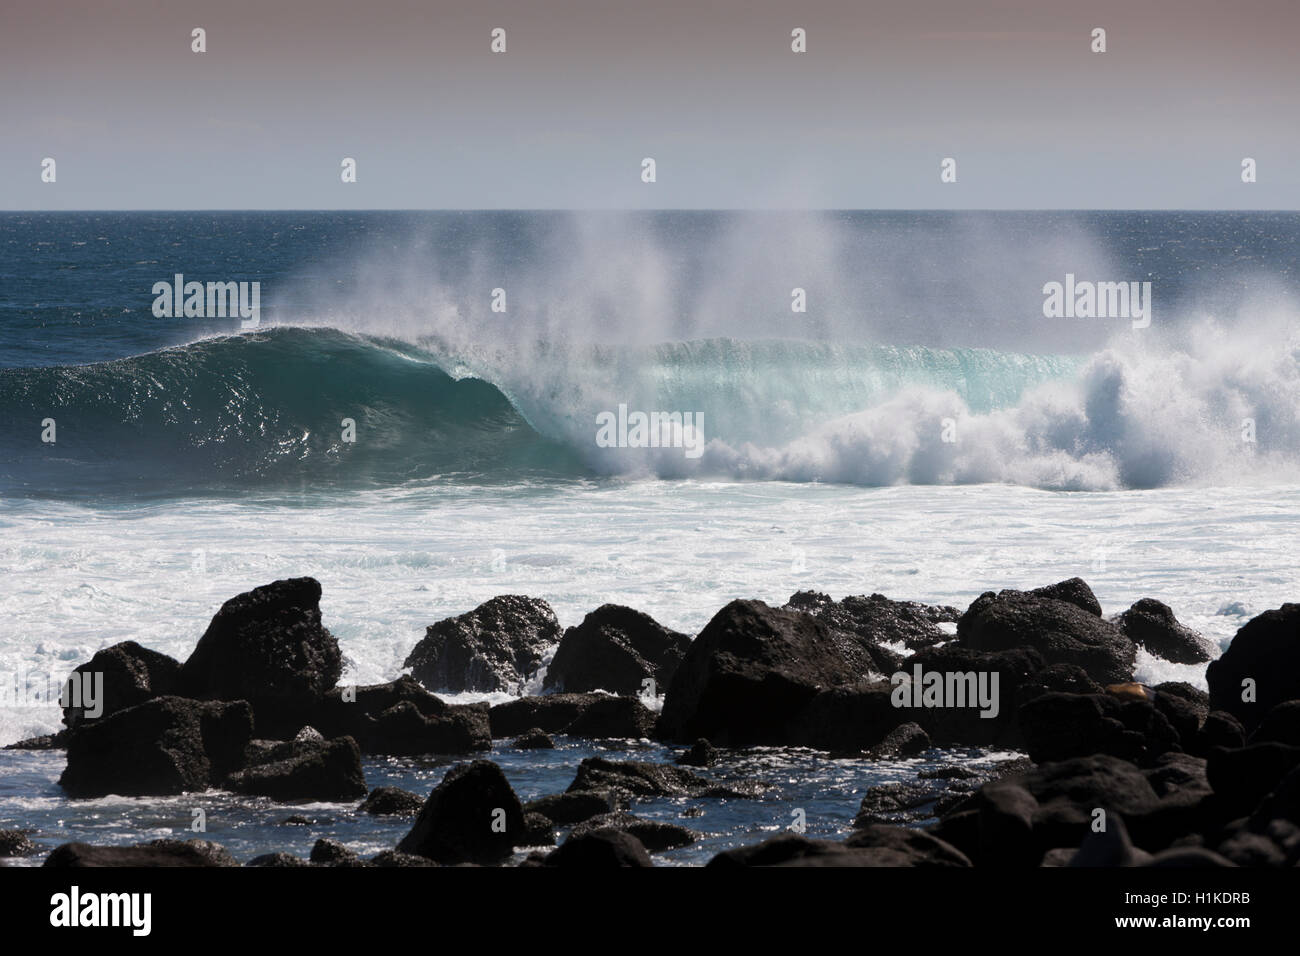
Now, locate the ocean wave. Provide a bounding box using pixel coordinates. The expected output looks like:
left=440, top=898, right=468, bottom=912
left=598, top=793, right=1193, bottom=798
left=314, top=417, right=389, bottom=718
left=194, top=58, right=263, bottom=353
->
left=2, top=321, right=1297, bottom=494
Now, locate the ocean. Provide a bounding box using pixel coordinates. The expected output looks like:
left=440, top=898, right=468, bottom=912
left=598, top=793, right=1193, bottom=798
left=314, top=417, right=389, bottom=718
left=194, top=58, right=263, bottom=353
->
left=2, top=210, right=1299, bottom=864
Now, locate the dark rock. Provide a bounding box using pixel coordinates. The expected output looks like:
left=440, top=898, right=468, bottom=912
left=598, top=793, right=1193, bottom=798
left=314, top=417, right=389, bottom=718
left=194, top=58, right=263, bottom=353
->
left=246, top=852, right=310, bottom=867
left=1216, top=830, right=1287, bottom=867
left=784, top=590, right=956, bottom=670
left=1019, top=691, right=1183, bottom=766
left=919, top=765, right=982, bottom=781
left=843, top=824, right=973, bottom=866
left=521, top=812, right=556, bottom=847
left=62, top=641, right=182, bottom=729
left=709, top=829, right=970, bottom=867
left=226, top=735, right=367, bottom=801
left=565, top=757, right=763, bottom=799
left=1207, top=603, right=1300, bottom=732
left=358, top=786, right=425, bottom=816
left=3, top=730, right=68, bottom=750
left=1145, top=847, right=1236, bottom=867
left=310, top=838, right=361, bottom=866
left=1014, top=664, right=1105, bottom=707
left=1028, top=578, right=1103, bottom=616
left=489, top=693, right=655, bottom=739
left=957, top=587, right=1135, bottom=684
left=676, top=738, right=720, bottom=767
left=867, top=721, right=931, bottom=758
left=308, top=676, right=491, bottom=755
left=994, top=754, right=1218, bottom=856
left=1248, top=762, right=1300, bottom=828
left=782, top=679, right=901, bottom=753
left=512, top=728, right=555, bottom=749
left=405, top=595, right=560, bottom=694
left=1206, top=743, right=1300, bottom=816
left=397, top=760, right=526, bottom=864
left=898, top=645, right=1046, bottom=747
left=852, top=782, right=942, bottom=825
left=926, top=808, right=980, bottom=863
left=180, top=578, right=342, bottom=737
left=1197, top=710, right=1247, bottom=754
left=543, top=829, right=653, bottom=867
left=1068, top=815, right=1150, bottom=866
left=0, top=830, right=38, bottom=857
left=1116, top=599, right=1214, bottom=664
left=1251, top=700, right=1300, bottom=746
left=1152, top=684, right=1209, bottom=744
left=543, top=604, right=690, bottom=696
left=974, top=782, right=1040, bottom=866
left=706, top=834, right=851, bottom=867
left=657, top=599, right=859, bottom=746
left=523, top=790, right=619, bottom=825
left=369, top=850, right=436, bottom=867
left=785, top=590, right=960, bottom=653
left=44, top=839, right=236, bottom=867
left=59, top=696, right=253, bottom=798
left=569, top=812, right=696, bottom=851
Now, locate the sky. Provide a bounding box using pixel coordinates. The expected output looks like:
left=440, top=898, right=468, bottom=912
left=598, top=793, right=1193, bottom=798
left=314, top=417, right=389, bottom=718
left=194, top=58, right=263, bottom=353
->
left=2, top=0, right=1298, bottom=209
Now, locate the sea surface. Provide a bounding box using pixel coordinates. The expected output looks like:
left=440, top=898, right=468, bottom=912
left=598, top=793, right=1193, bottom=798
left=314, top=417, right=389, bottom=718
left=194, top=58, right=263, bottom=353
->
left=2, top=211, right=1298, bottom=864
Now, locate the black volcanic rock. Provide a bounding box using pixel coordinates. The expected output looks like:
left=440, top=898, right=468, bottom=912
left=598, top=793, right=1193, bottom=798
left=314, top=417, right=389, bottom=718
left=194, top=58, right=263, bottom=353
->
left=511, top=727, right=555, bottom=749
left=246, top=852, right=310, bottom=867
left=397, top=760, right=527, bottom=864
left=1197, top=710, right=1247, bottom=753
left=44, top=839, right=237, bottom=867
left=405, top=595, right=560, bottom=694
left=566, top=757, right=763, bottom=799
left=226, top=734, right=367, bottom=801
left=676, top=738, right=720, bottom=767
left=1018, top=687, right=1189, bottom=766
left=543, top=604, right=690, bottom=695
left=568, top=812, right=697, bottom=851
left=309, top=676, right=490, bottom=755
left=523, top=790, right=619, bottom=825
left=1207, top=604, right=1300, bottom=732
left=489, top=692, right=655, bottom=739
left=1206, top=742, right=1300, bottom=817
left=1027, top=578, right=1103, bottom=616
left=180, top=577, right=342, bottom=737
left=786, top=590, right=960, bottom=652
left=957, top=586, right=1135, bottom=684
left=62, top=641, right=182, bottom=729
left=1252, top=700, right=1300, bottom=747
left=4, top=730, right=69, bottom=750
left=543, top=829, right=653, bottom=867
left=658, top=599, right=859, bottom=746
left=310, top=838, right=362, bottom=866
left=59, top=696, right=252, bottom=798
left=0, top=830, right=38, bottom=857
left=359, top=786, right=425, bottom=816
left=708, top=828, right=970, bottom=867
left=897, top=644, right=1045, bottom=748
left=1116, top=599, right=1215, bottom=664
left=867, top=721, right=931, bottom=758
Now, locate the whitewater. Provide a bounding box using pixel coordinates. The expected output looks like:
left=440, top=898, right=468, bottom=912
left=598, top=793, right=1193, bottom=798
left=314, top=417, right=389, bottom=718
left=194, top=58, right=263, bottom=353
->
left=3, top=209, right=1300, bottom=746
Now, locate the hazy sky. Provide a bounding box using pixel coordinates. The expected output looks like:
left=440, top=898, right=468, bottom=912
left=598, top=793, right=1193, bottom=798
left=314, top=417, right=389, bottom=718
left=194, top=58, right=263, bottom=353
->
left=2, top=0, right=1297, bottom=209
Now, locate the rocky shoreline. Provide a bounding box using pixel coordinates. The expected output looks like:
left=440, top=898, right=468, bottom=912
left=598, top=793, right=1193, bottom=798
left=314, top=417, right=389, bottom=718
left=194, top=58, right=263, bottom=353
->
left=3, top=575, right=1298, bottom=867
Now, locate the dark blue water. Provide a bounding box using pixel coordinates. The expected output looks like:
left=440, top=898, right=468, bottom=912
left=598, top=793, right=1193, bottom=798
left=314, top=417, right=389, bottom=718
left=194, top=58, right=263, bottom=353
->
left=0, top=738, right=1010, bottom=867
